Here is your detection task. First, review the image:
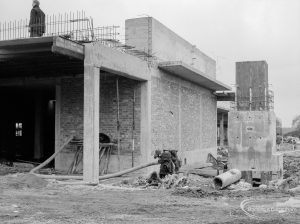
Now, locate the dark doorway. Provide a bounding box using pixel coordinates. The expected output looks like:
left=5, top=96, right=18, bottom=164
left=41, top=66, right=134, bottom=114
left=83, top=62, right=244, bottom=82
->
left=0, top=85, right=55, bottom=164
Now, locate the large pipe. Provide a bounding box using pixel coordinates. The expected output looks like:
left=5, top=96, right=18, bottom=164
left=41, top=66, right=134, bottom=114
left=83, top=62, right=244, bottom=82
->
left=33, top=161, right=159, bottom=180
left=30, top=135, right=73, bottom=174
left=213, top=169, right=242, bottom=190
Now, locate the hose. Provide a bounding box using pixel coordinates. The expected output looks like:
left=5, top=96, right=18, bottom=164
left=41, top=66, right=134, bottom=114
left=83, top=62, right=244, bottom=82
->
left=30, top=135, right=159, bottom=181
left=30, top=135, right=74, bottom=174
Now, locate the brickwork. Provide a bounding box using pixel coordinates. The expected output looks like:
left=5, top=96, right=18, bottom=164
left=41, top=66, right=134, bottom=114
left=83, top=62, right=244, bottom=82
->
left=56, top=74, right=141, bottom=171
left=151, top=71, right=217, bottom=158
left=100, top=74, right=141, bottom=154
left=60, top=76, right=84, bottom=144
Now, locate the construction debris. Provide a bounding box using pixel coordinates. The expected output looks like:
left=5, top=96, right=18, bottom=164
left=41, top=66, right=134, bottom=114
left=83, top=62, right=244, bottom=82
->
left=160, top=174, right=188, bottom=189
left=226, top=179, right=252, bottom=191
left=213, top=169, right=242, bottom=190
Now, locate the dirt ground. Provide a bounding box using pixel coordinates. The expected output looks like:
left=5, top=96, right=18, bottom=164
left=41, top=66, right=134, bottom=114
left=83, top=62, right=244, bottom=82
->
left=0, top=173, right=299, bottom=224
left=1, top=149, right=300, bottom=224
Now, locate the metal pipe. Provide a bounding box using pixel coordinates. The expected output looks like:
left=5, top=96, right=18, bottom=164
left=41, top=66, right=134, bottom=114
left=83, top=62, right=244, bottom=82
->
left=213, top=169, right=242, bottom=190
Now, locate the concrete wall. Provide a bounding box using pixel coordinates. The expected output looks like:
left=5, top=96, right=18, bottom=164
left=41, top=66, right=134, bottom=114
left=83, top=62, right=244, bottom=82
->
left=151, top=70, right=217, bottom=166
left=55, top=75, right=142, bottom=172
left=126, top=17, right=216, bottom=78
left=228, top=111, right=283, bottom=172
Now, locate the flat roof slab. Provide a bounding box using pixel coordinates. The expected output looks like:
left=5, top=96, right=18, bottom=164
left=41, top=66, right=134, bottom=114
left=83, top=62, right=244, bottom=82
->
left=158, top=61, right=231, bottom=91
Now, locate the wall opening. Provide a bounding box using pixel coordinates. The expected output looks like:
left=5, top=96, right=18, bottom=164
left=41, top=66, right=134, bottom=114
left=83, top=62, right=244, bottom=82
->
left=0, top=85, right=55, bottom=165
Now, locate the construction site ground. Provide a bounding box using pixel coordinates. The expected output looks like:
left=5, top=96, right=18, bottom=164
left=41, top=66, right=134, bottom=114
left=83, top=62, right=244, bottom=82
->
left=1, top=148, right=300, bottom=224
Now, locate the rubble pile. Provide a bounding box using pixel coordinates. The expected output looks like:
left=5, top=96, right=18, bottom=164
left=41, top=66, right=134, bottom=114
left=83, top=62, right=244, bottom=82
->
left=160, top=174, right=188, bottom=189
left=226, top=179, right=252, bottom=191
left=283, top=154, right=300, bottom=179
left=117, top=173, right=212, bottom=190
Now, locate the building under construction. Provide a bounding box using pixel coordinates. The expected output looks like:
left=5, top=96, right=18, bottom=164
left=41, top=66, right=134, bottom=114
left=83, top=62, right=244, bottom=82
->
left=0, top=13, right=232, bottom=183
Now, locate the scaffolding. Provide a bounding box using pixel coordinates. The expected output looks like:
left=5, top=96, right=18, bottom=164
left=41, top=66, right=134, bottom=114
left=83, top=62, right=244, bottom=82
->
left=0, top=11, right=119, bottom=46
left=231, top=89, right=274, bottom=111
left=0, top=11, right=158, bottom=64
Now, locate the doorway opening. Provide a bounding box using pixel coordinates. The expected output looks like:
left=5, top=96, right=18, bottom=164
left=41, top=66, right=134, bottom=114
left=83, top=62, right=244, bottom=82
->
left=0, top=86, right=55, bottom=166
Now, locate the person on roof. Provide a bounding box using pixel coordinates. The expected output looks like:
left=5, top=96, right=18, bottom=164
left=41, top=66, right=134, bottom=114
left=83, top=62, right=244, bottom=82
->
left=29, top=0, right=45, bottom=37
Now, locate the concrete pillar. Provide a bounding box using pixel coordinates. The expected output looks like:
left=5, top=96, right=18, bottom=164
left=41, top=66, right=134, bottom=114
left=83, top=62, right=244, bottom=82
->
left=54, top=80, right=61, bottom=168
left=34, top=93, right=43, bottom=159
left=140, top=81, right=152, bottom=168
left=83, top=65, right=100, bottom=184
left=219, top=113, right=224, bottom=147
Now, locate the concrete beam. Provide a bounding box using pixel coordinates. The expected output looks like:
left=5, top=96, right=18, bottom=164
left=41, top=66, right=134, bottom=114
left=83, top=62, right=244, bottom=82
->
left=54, top=81, right=61, bottom=169
left=52, top=37, right=84, bottom=60
left=84, top=42, right=151, bottom=81
left=158, top=61, right=231, bottom=91
left=83, top=61, right=100, bottom=184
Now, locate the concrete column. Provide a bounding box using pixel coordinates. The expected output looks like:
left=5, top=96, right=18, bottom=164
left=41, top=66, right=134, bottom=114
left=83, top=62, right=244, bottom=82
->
left=83, top=65, right=100, bottom=184
left=34, top=93, right=43, bottom=159
left=219, top=113, right=224, bottom=147
left=54, top=80, right=61, bottom=168
left=140, top=81, right=152, bottom=168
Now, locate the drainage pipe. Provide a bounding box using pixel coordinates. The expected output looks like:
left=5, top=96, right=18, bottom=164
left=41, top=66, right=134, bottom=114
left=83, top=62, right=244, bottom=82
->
left=213, top=169, right=242, bottom=190
left=30, top=136, right=74, bottom=174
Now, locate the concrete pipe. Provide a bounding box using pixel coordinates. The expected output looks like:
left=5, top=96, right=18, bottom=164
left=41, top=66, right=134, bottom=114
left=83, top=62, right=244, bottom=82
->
left=213, top=169, right=242, bottom=190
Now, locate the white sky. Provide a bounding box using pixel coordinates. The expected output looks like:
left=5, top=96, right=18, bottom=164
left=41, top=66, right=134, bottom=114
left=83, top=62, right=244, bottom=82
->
left=0, top=0, right=299, bottom=127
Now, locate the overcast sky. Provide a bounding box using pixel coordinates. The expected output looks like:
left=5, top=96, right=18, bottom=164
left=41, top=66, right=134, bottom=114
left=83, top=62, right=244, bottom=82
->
left=0, top=0, right=299, bottom=127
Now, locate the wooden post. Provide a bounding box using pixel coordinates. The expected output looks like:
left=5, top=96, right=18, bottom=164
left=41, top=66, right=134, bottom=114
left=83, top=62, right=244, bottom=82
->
left=83, top=65, right=100, bottom=184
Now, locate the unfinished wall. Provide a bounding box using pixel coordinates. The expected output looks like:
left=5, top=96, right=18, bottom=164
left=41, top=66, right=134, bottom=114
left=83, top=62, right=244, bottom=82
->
left=151, top=70, right=217, bottom=165
left=236, top=61, right=269, bottom=111
left=55, top=76, right=84, bottom=171
left=55, top=75, right=142, bottom=172
left=125, top=17, right=216, bottom=78
left=100, top=75, right=141, bottom=172
left=228, top=111, right=283, bottom=172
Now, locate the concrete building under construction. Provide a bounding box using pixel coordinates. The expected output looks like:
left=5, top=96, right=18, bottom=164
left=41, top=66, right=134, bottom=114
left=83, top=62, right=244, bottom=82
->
left=228, top=61, right=283, bottom=184
left=0, top=14, right=232, bottom=183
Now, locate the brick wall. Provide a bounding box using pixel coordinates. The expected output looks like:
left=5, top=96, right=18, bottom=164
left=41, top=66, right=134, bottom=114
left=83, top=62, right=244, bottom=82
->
left=60, top=76, right=84, bottom=143
left=99, top=74, right=141, bottom=154
left=56, top=74, right=141, bottom=171
left=151, top=71, right=217, bottom=163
